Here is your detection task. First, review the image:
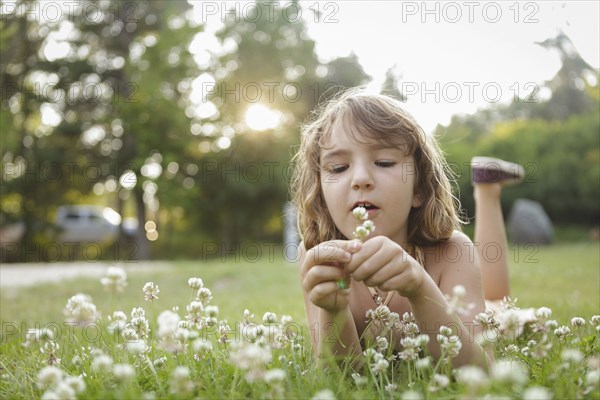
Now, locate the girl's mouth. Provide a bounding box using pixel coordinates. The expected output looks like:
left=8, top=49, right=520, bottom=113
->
left=351, top=201, right=379, bottom=212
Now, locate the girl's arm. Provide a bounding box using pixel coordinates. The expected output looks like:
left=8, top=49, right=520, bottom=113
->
left=407, top=232, right=489, bottom=367
left=346, top=231, right=490, bottom=367
left=298, top=240, right=363, bottom=361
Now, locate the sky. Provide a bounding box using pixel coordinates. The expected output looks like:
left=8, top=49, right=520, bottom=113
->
left=300, top=1, right=600, bottom=133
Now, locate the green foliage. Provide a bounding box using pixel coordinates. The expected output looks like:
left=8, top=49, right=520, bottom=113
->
left=437, top=33, right=599, bottom=225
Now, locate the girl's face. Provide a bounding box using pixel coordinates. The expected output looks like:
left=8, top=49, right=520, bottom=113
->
left=320, top=121, right=422, bottom=245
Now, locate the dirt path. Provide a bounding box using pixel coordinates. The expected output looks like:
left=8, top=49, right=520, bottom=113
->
left=0, top=262, right=170, bottom=287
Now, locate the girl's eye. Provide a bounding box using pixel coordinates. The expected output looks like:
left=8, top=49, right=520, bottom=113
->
left=376, top=161, right=396, bottom=168
left=323, top=163, right=348, bottom=173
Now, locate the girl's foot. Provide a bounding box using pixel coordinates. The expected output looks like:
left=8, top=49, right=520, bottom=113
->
left=471, top=156, right=524, bottom=186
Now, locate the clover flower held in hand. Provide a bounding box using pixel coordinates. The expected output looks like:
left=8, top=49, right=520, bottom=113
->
left=352, top=206, right=375, bottom=241
left=143, top=282, right=159, bottom=302
left=337, top=207, right=377, bottom=289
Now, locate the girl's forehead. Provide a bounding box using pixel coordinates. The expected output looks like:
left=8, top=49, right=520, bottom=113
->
left=320, top=116, right=409, bottom=152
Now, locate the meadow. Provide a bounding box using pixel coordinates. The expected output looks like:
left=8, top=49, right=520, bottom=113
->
left=0, top=242, right=598, bottom=399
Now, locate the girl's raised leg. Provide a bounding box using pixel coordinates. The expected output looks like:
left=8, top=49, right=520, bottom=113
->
left=471, top=157, right=524, bottom=301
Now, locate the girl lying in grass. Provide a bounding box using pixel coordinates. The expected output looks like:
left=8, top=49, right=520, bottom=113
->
left=291, top=89, right=524, bottom=367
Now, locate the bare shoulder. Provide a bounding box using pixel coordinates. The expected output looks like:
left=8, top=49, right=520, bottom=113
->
left=421, top=231, right=479, bottom=284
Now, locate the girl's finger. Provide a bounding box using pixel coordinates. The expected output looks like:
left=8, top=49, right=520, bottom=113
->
left=302, top=265, right=347, bottom=292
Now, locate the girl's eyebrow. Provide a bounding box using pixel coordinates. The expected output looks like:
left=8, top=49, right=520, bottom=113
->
left=321, top=149, right=349, bottom=162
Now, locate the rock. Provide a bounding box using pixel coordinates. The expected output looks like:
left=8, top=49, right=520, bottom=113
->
left=508, top=199, right=553, bottom=244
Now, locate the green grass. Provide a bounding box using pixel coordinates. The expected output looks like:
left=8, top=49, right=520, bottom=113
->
left=2, top=242, right=597, bottom=327
left=509, top=242, right=599, bottom=320
left=0, top=242, right=598, bottom=399
left=0, top=255, right=305, bottom=330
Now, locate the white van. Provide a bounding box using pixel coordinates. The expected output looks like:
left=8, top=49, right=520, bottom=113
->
left=55, top=205, right=122, bottom=243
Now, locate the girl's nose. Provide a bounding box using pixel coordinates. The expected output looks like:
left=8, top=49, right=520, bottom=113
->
left=351, top=165, right=374, bottom=190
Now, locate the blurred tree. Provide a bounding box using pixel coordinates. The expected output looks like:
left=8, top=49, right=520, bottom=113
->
left=1, top=1, right=201, bottom=260
left=186, top=0, right=370, bottom=252
left=380, top=65, right=406, bottom=101
left=435, top=32, right=599, bottom=226
left=2, top=0, right=371, bottom=261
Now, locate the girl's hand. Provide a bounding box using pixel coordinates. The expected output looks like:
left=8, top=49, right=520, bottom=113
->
left=345, top=236, right=425, bottom=298
left=300, top=240, right=362, bottom=313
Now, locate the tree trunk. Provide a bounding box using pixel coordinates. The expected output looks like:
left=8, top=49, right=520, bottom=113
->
left=134, top=187, right=151, bottom=260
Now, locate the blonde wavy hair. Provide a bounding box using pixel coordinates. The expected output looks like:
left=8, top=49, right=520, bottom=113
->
left=290, top=88, right=464, bottom=250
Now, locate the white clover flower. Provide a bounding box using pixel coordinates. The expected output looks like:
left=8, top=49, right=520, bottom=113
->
left=197, top=287, right=213, bottom=305
left=504, top=344, right=520, bottom=355
left=131, top=307, right=146, bottom=319
left=175, top=327, right=193, bottom=342
left=352, top=206, right=368, bottom=221
left=64, top=293, right=99, bottom=324
left=153, top=357, right=167, bottom=368
left=169, top=366, right=193, bottom=395
left=571, top=317, right=586, bottom=327
left=363, top=220, right=375, bottom=232
left=491, top=359, right=528, bottom=386
left=205, top=305, right=219, bottom=318
left=385, top=383, right=398, bottom=392
left=142, top=392, right=157, bottom=400
left=41, top=390, right=59, bottom=400
left=561, top=348, right=583, bottom=363
left=370, top=358, right=389, bottom=375
left=53, top=382, right=76, bottom=400
left=476, top=329, right=499, bottom=347
left=439, top=325, right=453, bottom=337
left=415, top=334, right=430, bottom=346
left=187, top=277, right=203, bottom=290
left=442, top=335, right=462, bottom=358
left=126, top=339, right=146, bottom=355
left=403, top=322, right=420, bottom=337
left=591, top=315, right=600, bottom=325
left=229, top=342, right=272, bottom=382
left=192, top=339, right=213, bottom=354
left=121, top=327, right=139, bottom=342
left=111, top=310, right=128, bottom=322
left=23, top=328, right=54, bottom=347
left=143, top=282, right=159, bottom=302
left=280, top=315, right=293, bottom=325
left=130, top=316, right=150, bottom=339
left=376, top=336, right=389, bottom=351
left=263, top=312, right=277, bottom=324
left=312, top=389, right=337, bottom=400
left=415, top=357, right=431, bottom=370
left=554, top=326, right=571, bottom=338
left=536, top=307, right=552, bottom=319
left=37, top=366, right=64, bottom=389
left=71, top=355, right=82, bottom=367
left=113, top=364, right=135, bottom=382
left=523, top=386, right=553, bottom=400
left=243, top=309, right=254, bottom=319
left=452, top=285, right=466, bottom=297
left=264, top=368, right=286, bottom=385
left=545, top=319, right=559, bottom=329
left=351, top=373, right=368, bottom=387
left=92, top=354, right=113, bottom=373
left=428, top=374, right=450, bottom=392
left=455, top=365, right=488, bottom=389
left=63, top=375, right=85, bottom=393
left=100, top=266, right=127, bottom=293
left=158, top=310, right=180, bottom=338
left=354, top=226, right=368, bottom=240
left=401, top=390, right=423, bottom=400
left=586, top=370, right=599, bottom=387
